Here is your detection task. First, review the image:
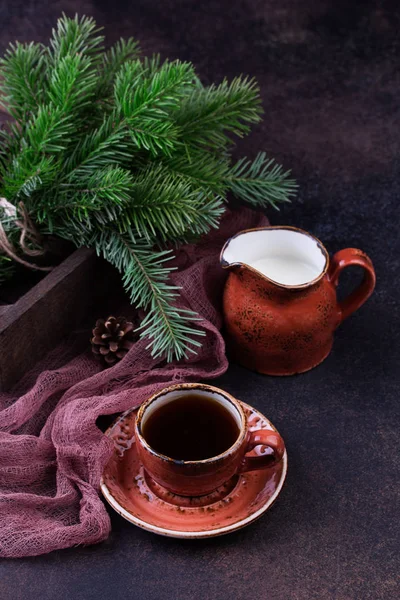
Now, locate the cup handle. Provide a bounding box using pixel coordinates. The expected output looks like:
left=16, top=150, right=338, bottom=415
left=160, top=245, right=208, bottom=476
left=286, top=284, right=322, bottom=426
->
left=239, top=429, right=285, bottom=473
left=328, top=248, right=376, bottom=324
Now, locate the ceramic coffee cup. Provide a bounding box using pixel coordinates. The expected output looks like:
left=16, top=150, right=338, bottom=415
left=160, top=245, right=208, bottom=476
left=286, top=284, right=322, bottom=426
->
left=134, top=383, right=285, bottom=497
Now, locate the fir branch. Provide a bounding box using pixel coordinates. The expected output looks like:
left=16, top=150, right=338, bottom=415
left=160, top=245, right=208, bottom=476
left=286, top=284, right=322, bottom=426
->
left=95, top=230, right=205, bottom=360
left=161, top=150, right=230, bottom=196
left=113, top=60, right=144, bottom=105
left=0, top=42, right=46, bottom=120
left=1, top=17, right=103, bottom=203
left=97, top=37, right=141, bottom=94
left=1, top=103, right=73, bottom=199
left=226, top=152, right=297, bottom=208
left=61, top=112, right=133, bottom=178
left=47, top=53, right=97, bottom=115
left=174, top=76, right=262, bottom=149
left=140, top=54, right=162, bottom=78
left=128, top=119, right=178, bottom=156
left=39, top=165, right=133, bottom=233
left=49, top=13, right=104, bottom=64
left=2, top=154, right=58, bottom=200
left=115, top=59, right=195, bottom=118
left=26, top=106, right=74, bottom=153
left=32, top=168, right=132, bottom=247
left=122, top=165, right=225, bottom=241
left=114, top=59, right=195, bottom=155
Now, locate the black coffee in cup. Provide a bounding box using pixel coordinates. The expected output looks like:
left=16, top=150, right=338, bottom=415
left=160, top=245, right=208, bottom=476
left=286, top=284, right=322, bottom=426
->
left=142, top=394, right=240, bottom=461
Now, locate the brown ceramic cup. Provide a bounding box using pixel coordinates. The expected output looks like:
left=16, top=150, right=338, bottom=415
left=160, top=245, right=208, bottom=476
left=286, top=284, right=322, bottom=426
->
left=134, top=383, right=285, bottom=497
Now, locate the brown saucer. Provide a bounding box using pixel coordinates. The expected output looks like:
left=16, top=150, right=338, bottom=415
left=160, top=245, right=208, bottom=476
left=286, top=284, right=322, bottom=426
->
left=100, top=402, right=287, bottom=538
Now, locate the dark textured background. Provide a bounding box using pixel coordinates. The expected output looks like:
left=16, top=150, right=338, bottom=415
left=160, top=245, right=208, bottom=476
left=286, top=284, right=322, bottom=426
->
left=0, top=1, right=399, bottom=599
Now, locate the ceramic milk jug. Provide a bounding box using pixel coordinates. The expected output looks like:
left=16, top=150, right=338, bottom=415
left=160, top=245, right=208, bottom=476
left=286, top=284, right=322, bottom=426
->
left=221, top=226, right=376, bottom=375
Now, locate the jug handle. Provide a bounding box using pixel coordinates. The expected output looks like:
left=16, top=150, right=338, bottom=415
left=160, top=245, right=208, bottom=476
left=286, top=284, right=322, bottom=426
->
left=328, top=248, right=376, bottom=323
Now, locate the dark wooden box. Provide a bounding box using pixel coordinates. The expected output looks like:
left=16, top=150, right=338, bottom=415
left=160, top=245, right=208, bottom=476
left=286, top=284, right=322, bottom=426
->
left=0, top=248, right=116, bottom=391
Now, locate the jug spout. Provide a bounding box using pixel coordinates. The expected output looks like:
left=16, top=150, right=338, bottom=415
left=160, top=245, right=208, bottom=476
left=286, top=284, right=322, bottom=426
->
left=220, top=230, right=260, bottom=271
left=220, top=226, right=329, bottom=288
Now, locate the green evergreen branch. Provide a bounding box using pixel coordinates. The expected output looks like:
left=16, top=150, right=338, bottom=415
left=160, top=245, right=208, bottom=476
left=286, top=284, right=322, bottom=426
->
left=1, top=18, right=102, bottom=202
left=26, top=106, right=74, bottom=153
left=161, top=150, right=230, bottom=196
left=95, top=231, right=205, bottom=360
left=128, top=118, right=178, bottom=156
left=226, top=152, right=298, bottom=208
left=47, top=54, right=97, bottom=114
left=115, top=59, right=195, bottom=119
left=140, top=54, right=162, bottom=78
left=122, top=165, right=225, bottom=241
left=0, top=13, right=297, bottom=362
left=114, top=59, right=194, bottom=154
left=46, top=165, right=132, bottom=218
left=97, top=37, right=141, bottom=94
left=2, top=154, right=58, bottom=200
left=33, top=167, right=133, bottom=244
left=0, top=42, right=46, bottom=120
left=1, top=102, right=74, bottom=199
left=49, top=13, right=104, bottom=63
left=174, top=76, right=262, bottom=148
left=61, top=113, right=133, bottom=177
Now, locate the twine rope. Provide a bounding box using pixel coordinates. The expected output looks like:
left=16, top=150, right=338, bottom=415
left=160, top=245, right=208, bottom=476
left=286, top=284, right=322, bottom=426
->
left=0, top=198, right=52, bottom=271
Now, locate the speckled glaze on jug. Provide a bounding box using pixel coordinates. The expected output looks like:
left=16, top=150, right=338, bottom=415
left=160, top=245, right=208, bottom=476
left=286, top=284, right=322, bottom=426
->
left=221, top=226, right=376, bottom=376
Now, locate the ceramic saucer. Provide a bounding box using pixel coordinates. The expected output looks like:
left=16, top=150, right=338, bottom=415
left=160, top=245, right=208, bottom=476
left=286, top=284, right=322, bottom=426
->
left=100, top=401, right=287, bottom=538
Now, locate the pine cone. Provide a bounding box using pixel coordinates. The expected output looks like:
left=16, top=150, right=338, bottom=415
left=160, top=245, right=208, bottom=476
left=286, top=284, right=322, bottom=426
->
left=91, top=316, right=137, bottom=365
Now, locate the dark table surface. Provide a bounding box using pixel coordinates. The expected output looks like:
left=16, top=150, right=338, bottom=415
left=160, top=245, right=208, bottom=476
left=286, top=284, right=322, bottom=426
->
left=0, top=1, right=399, bottom=599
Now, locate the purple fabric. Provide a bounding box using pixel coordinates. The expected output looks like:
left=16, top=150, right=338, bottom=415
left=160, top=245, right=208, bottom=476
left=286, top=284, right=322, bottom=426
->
left=0, top=207, right=268, bottom=557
